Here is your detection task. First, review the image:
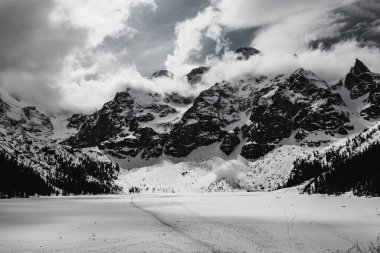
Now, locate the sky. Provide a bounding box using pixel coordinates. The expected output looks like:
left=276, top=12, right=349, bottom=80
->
left=0, top=0, right=379, bottom=112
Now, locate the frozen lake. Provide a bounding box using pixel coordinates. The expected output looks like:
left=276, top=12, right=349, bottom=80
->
left=0, top=191, right=379, bottom=252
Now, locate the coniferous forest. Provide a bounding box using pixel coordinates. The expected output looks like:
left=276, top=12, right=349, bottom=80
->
left=286, top=139, right=380, bottom=196
left=49, top=155, right=121, bottom=195
left=0, top=150, right=55, bottom=197
left=0, top=150, right=121, bottom=198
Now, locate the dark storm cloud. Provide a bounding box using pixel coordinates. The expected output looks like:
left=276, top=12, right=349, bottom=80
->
left=225, top=28, right=260, bottom=50
left=1, top=0, right=379, bottom=112
left=311, top=0, right=380, bottom=50
left=0, top=0, right=200, bottom=112
left=0, top=0, right=85, bottom=108
left=103, top=0, right=210, bottom=75
left=0, top=0, right=84, bottom=73
left=186, top=27, right=260, bottom=65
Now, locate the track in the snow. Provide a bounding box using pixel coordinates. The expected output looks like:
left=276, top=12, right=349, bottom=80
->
left=130, top=197, right=227, bottom=253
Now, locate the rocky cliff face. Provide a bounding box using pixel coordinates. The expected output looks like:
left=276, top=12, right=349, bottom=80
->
left=186, top=66, right=210, bottom=85
left=64, top=60, right=378, bottom=162
left=149, top=70, right=174, bottom=79
left=163, top=92, right=194, bottom=106
left=0, top=99, right=53, bottom=136
left=165, top=76, right=264, bottom=157
left=65, top=88, right=180, bottom=159
left=241, top=68, right=351, bottom=158
left=235, top=47, right=261, bottom=60
left=344, top=59, right=380, bottom=120
left=0, top=96, right=120, bottom=196
left=2, top=58, right=380, bottom=194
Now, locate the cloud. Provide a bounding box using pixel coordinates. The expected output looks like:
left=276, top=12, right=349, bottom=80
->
left=203, top=41, right=380, bottom=85
left=122, top=0, right=211, bottom=75
left=212, top=0, right=352, bottom=29
left=165, top=0, right=380, bottom=87
left=59, top=63, right=201, bottom=112
left=0, top=0, right=158, bottom=112
left=311, top=0, right=380, bottom=49
left=164, top=0, right=358, bottom=75
left=1, top=0, right=380, bottom=113
left=52, top=0, right=157, bottom=47
left=0, top=0, right=85, bottom=109
left=165, top=6, right=221, bottom=76
left=54, top=0, right=213, bottom=112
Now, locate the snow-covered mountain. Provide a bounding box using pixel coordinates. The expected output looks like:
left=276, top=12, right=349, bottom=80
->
left=117, top=59, right=379, bottom=194
left=1, top=49, right=379, bottom=196
left=286, top=121, right=380, bottom=196
left=0, top=95, right=121, bottom=197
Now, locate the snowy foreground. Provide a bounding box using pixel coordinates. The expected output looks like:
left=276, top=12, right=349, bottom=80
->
left=0, top=191, right=379, bottom=253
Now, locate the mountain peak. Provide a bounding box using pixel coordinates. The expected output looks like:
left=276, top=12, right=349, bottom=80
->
left=235, top=47, right=261, bottom=60
left=186, top=66, right=210, bottom=85
left=292, top=68, right=317, bottom=79
left=293, top=67, right=306, bottom=74
left=350, top=59, right=370, bottom=75
left=148, top=70, right=174, bottom=79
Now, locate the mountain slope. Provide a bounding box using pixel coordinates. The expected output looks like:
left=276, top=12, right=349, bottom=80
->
left=1, top=57, right=380, bottom=195
left=65, top=88, right=185, bottom=161
left=344, top=59, right=380, bottom=120
left=285, top=122, right=380, bottom=196
left=0, top=96, right=121, bottom=197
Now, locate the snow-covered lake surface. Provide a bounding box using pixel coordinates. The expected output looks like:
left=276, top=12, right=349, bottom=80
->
left=0, top=190, right=379, bottom=252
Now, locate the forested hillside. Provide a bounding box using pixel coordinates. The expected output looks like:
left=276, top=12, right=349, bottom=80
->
left=0, top=150, right=121, bottom=198
left=285, top=126, right=380, bottom=196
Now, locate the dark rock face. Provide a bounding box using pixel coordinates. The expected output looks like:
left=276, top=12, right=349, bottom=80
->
left=241, top=143, right=275, bottom=159
left=344, top=59, right=380, bottom=119
left=63, top=60, right=380, bottom=161
left=331, top=80, right=343, bottom=91
left=164, top=80, right=258, bottom=157
left=0, top=98, right=10, bottom=114
left=147, top=104, right=177, bottom=117
left=67, top=113, right=88, bottom=129
left=350, top=58, right=370, bottom=76
left=165, top=121, right=225, bottom=157
left=21, top=106, right=53, bottom=134
left=0, top=101, right=53, bottom=136
left=235, top=47, right=261, bottom=60
left=164, top=92, right=194, bottom=105
left=149, top=70, right=174, bottom=79
left=100, top=127, right=167, bottom=159
left=361, top=92, right=380, bottom=119
left=64, top=88, right=178, bottom=159
left=137, top=113, right=155, bottom=122
left=220, top=129, right=240, bottom=155
left=186, top=66, right=210, bottom=85
left=240, top=68, right=350, bottom=159
left=345, top=59, right=374, bottom=99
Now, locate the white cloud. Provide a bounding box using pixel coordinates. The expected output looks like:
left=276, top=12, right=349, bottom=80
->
left=2, top=0, right=380, bottom=114
left=164, top=0, right=360, bottom=78
left=59, top=65, right=201, bottom=112
left=165, top=0, right=380, bottom=89
left=251, top=11, right=343, bottom=53
left=203, top=41, right=380, bottom=86
left=48, top=0, right=161, bottom=112
left=165, top=7, right=220, bottom=76
left=52, top=0, right=157, bottom=47
left=0, top=0, right=158, bottom=112
left=212, top=0, right=354, bottom=29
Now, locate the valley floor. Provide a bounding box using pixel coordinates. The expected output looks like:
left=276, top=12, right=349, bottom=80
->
left=0, top=190, right=379, bottom=253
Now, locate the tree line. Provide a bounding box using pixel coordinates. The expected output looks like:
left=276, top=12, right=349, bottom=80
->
left=0, top=150, right=121, bottom=198
left=285, top=133, right=380, bottom=196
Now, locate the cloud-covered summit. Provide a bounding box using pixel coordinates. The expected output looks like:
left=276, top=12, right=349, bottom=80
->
left=0, top=0, right=379, bottom=112
left=166, top=0, right=380, bottom=81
